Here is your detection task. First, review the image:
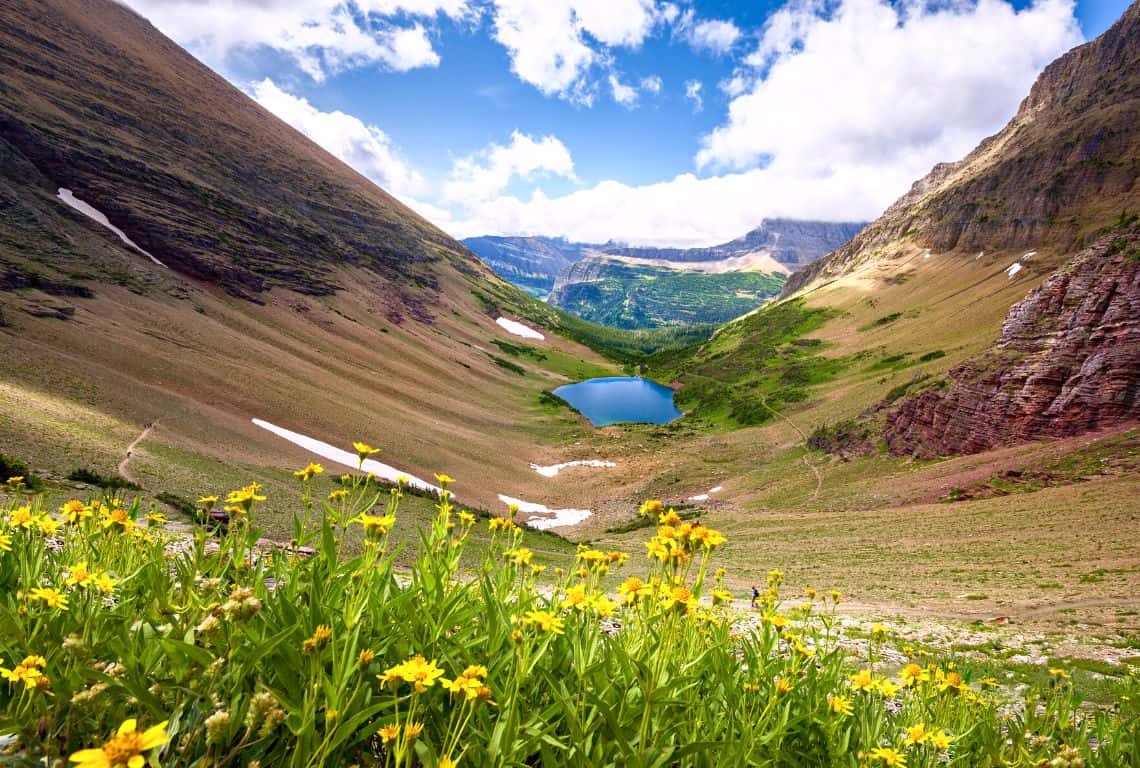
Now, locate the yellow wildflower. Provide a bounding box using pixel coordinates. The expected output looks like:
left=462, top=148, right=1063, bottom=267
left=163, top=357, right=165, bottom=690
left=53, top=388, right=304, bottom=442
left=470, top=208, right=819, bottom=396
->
left=60, top=500, right=91, bottom=523
left=377, top=724, right=400, bottom=743
left=66, top=562, right=94, bottom=587
left=353, top=442, right=380, bottom=461
left=351, top=512, right=395, bottom=538
left=458, top=510, right=476, bottom=525
left=904, top=723, right=929, bottom=745
left=403, top=722, right=423, bottom=740
left=899, top=663, right=929, bottom=687
left=67, top=718, right=168, bottom=768
left=1049, top=668, right=1071, bottom=679
left=850, top=669, right=875, bottom=693
left=29, top=586, right=69, bottom=611
left=875, top=678, right=900, bottom=699
left=868, top=747, right=907, bottom=766
left=10, top=505, right=35, bottom=528
left=226, top=483, right=266, bottom=510
left=379, top=655, right=445, bottom=694
left=358, top=649, right=376, bottom=667
left=639, top=499, right=664, bottom=517
left=302, top=625, right=332, bottom=654
left=144, top=512, right=168, bottom=526
left=293, top=463, right=324, bottom=480
left=433, top=473, right=454, bottom=487
left=775, top=678, right=793, bottom=695
left=522, top=609, right=565, bottom=635
left=561, top=585, right=591, bottom=611
left=829, top=694, right=854, bottom=717
left=506, top=548, right=533, bottom=566
left=196, top=495, right=219, bottom=507
left=328, top=489, right=349, bottom=502
left=928, top=728, right=952, bottom=750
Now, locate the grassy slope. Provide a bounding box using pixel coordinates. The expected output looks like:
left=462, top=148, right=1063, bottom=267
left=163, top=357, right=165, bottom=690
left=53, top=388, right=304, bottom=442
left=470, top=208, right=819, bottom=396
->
left=550, top=264, right=785, bottom=329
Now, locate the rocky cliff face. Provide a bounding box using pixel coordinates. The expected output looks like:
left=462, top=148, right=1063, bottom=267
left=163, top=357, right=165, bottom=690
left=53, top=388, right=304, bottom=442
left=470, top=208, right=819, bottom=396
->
left=884, top=226, right=1140, bottom=457
left=783, top=2, right=1140, bottom=297
left=459, top=236, right=587, bottom=295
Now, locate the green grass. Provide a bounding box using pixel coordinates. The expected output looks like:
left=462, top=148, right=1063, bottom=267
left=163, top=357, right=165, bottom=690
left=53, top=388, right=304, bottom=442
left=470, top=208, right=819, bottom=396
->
left=550, top=264, right=786, bottom=329
left=3, top=485, right=1138, bottom=767
left=648, top=299, right=849, bottom=427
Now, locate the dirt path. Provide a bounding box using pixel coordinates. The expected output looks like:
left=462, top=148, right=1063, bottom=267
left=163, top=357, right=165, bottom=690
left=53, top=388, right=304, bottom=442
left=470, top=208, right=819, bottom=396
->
left=118, top=420, right=157, bottom=483
left=759, top=397, right=823, bottom=500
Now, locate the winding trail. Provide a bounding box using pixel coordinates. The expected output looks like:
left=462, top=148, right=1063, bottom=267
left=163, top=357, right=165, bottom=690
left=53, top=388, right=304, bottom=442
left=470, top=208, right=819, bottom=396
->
left=118, top=420, right=157, bottom=483
left=758, top=397, right=823, bottom=500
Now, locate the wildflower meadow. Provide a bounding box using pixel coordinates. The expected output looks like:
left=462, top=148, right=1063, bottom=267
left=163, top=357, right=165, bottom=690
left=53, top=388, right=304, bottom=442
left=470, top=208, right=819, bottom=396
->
left=1, top=451, right=1137, bottom=767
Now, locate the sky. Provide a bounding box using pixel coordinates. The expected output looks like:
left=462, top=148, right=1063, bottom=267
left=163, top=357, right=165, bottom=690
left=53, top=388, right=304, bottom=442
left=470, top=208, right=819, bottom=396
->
left=119, top=0, right=1129, bottom=247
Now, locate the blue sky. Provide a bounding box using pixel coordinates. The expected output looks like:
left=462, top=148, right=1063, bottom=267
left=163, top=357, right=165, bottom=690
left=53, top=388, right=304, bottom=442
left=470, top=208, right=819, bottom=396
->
left=123, top=0, right=1127, bottom=246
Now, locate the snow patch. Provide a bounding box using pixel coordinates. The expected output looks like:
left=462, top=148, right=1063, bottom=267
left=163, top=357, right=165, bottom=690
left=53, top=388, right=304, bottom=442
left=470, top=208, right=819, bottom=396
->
left=251, top=418, right=441, bottom=495
left=499, top=494, right=592, bottom=530
left=496, top=317, right=544, bottom=340
left=975, top=251, right=985, bottom=260
left=57, top=188, right=166, bottom=267
left=1021, top=251, right=1037, bottom=260
left=922, top=249, right=931, bottom=260
left=530, top=459, right=616, bottom=478
left=1006, top=263, right=1023, bottom=278
left=687, top=485, right=723, bottom=502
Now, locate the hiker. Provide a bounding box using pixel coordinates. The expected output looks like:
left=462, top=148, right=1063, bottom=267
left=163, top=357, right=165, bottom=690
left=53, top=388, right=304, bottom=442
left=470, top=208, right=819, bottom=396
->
left=751, top=585, right=760, bottom=608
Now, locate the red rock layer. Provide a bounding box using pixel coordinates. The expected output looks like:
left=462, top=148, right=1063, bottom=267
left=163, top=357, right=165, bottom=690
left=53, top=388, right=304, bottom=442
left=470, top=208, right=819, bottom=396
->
left=885, top=227, right=1140, bottom=457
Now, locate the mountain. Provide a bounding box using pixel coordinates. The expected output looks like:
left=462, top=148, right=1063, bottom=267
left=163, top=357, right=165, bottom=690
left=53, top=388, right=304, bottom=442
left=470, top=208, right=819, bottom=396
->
left=546, top=258, right=786, bottom=329
left=457, top=236, right=590, bottom=299
left=774, top=0, right=1140, bottom=456
left=461, top=219, right=865, bottom=300
left=0, top=0, right=615, bottom=518
left=599, top=219, right=868, bottom=271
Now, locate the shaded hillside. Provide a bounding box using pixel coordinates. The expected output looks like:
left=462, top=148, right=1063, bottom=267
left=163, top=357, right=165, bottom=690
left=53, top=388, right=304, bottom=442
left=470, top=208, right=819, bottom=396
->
left=885, top=225, right=1140, bottom=457
left=784, top=2, right=1140, bottom=296
left=0, top=0, right=486, bottom=315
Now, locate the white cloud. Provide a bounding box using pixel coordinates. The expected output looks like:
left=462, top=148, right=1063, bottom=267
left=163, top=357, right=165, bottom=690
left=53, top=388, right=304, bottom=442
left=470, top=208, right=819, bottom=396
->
left=249, top=79, right=426, bottom=198
left=609, top=74, right=640, bottom=107
left=487, top=0, right=665, bottom=101
left=443, top=131, right=576, bottom=204
left=687, top=18, right=742, bottom=54
left=443, top=164, right=893, bottom=245
left=441, top=0, right=1084, bottom=247
left=697, top=0, right=1082, bottom=173
left=684, top=80, right=703, bottom=112
left=641, top=75, right=663, bottom=95
left=672, top=8, right=742, bottom=54
left=119, top=0, right=459, bottom=80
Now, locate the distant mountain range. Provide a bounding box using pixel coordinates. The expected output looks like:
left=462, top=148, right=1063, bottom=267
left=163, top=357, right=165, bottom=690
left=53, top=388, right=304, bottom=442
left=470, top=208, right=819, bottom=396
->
left=461, top=220, right=866, bottom=328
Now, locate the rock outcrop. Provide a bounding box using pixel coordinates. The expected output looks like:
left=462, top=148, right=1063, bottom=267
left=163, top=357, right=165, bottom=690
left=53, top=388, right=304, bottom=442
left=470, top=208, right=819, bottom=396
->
left=884, top=227, right=1140, bottom=457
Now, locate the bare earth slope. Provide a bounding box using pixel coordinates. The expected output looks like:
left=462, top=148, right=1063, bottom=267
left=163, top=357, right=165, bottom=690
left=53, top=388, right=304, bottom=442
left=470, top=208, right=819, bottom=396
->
left=0, top=0, right=615, bottom=519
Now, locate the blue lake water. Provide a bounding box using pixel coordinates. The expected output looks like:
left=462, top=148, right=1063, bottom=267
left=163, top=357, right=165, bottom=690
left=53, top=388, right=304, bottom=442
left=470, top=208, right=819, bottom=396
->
left=553, top=377, right=683, bottom=427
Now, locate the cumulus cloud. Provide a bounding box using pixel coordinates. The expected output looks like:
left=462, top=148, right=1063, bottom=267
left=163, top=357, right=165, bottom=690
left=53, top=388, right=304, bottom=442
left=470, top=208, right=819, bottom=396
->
left=119, top=0, right=460, bottom=79
left=684, top=80, right=703, bottom=112
left=487, top=0, right=666, bottom=102
left=640, top=75, right=663, bottom=95
left=249, top=79, right=427, bottom=197
left=609, top=74, right=640, bottom=107
left=697, top=0, right=1082, bottom=172
left=443, top=0, right=1084, bottom=246
left=443, top=131, right=576, bottom=204
left=674, top=9, right=741, bottom=54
